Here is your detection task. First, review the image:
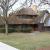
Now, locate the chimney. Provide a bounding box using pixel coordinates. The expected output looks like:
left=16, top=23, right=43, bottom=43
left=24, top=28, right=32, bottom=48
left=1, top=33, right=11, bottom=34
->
left=31, top=5, right=38, bottom=13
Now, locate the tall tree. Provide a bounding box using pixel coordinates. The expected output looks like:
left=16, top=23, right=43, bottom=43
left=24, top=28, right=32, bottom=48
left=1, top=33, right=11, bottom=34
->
left=0, top=0, right=33, bottom=35
left=0, top=0, right=49, bottom=35
left=0, top=0, right=18, bottom=35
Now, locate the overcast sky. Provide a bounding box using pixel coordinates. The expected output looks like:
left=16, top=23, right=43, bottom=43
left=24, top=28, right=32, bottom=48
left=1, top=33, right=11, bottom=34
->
left=9, top=0, right=50, bottom=13
left=1, top=0, right=50, bottom=15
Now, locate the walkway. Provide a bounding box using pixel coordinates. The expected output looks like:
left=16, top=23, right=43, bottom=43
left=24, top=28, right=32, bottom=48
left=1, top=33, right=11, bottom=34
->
left=0, top=42, right=19, bottom=50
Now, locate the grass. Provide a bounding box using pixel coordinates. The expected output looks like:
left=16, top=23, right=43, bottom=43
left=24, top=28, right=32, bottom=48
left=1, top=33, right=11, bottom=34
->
left=0, top=32, right=50, bottom=50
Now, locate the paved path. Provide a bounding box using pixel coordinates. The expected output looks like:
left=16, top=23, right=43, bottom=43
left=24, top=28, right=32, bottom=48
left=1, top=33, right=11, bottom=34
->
left=0, top=42, right=19, bottom=50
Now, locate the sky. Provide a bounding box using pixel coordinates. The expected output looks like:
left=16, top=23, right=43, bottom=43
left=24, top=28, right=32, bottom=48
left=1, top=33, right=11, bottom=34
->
left=8, top=0, right=26, bottom=13
left=1, top=0, right=50, bottom=15
left=8, top=0, right=50, bottom=13
left=12, top=0, right=26, bottom=10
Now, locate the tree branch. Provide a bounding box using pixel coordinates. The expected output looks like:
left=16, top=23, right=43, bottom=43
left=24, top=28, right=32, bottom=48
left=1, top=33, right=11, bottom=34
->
left=9, top=0, right=18, bottom=8
left=38, top=0, right=50, bottom=7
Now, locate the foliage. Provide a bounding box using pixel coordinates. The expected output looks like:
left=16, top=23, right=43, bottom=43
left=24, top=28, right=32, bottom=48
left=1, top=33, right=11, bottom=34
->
left=0, top=25, right=32, bottom=33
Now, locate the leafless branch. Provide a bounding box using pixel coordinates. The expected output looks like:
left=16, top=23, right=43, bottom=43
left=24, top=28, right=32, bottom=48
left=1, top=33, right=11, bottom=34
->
left=9, top=0, right=18, bottom=8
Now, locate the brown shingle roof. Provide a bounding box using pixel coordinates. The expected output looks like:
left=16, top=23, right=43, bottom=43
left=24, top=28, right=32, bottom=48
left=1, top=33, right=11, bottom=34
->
left=16, top=8, right=37, bottom=15
left=10, top=8, right=37, bottom=16
left=8, top=16, right=33, bottom=24
left=8, top=8, right=37, bottom=24
left=0, top=8, right=37, bottom=25
left=0, top=16, right=36, bottom=25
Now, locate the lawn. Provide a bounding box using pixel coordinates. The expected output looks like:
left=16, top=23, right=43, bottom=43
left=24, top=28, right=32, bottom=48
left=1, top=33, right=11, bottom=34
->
left=0, top=32, right=50, bottom=50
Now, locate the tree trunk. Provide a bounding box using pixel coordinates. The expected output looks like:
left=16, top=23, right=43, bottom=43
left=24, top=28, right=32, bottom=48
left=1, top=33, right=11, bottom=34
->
left=3, top=10, right=8, bottom=35
left=5, top=22, right=8, bottom=35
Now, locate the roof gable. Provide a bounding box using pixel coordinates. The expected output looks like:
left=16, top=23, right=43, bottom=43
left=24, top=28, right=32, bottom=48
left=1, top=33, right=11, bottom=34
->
left=11, top=8, right=37, bottom=16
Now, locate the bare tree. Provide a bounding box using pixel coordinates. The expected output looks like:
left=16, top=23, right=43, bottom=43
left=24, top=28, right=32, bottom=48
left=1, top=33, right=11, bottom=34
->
left=0, top=0, right=49, bottom=35
left=0, top=0, right=18, bottom=35
left=38, top=0, right=50, bottom=6
left=0, top=0, right=33, bottom=35
left=0, top=0, right=40, bottom=35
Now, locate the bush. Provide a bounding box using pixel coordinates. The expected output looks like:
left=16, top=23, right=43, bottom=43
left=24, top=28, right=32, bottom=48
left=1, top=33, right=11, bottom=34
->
left=0, top=29, right=5, bottom=33
left=0, top=25, right=32, bottom=33
left=8, top=28, right=16, bottom=33
left=16, top=27, right=32, bottom=33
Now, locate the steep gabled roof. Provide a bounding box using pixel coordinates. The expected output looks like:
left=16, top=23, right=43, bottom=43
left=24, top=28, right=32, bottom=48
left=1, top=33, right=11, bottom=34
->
left=16, top=8, right=37, bottom=15
left=10, top=7, right=37, bottom=16
left=0, top=7, right=38, bottom=25
left=8, top=16, right=33, bottom=24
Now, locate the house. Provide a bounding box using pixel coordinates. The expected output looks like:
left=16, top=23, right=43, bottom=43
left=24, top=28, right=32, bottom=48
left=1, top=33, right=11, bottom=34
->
left=0, top=8, right=50, bottom=32
left=44, top=14, right=50, bottom=31
left=34, top=10, right=49, bottom=32
left=8, top=7, right=38, bottom=32
left=9, top=10, right=50, bottom=32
